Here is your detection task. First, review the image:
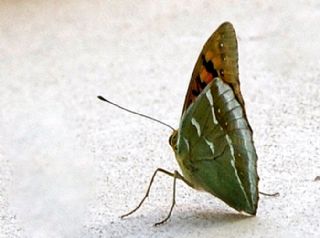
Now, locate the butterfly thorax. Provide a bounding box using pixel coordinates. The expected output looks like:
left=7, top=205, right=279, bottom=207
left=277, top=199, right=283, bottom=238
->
left=169, top=129, right=205, bottom=190
left=169, top=130, right=192, bottom=183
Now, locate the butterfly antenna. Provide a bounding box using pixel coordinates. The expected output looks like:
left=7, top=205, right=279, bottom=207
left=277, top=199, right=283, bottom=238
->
left=97, top=96, right=175, bottom=131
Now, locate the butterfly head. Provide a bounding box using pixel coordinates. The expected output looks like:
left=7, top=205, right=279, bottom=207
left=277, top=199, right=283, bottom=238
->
left=169, top=130, right=178, bottom=151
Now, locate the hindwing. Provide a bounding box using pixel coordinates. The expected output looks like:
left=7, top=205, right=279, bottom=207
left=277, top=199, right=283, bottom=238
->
left=175, top=77, right=258, bottom=214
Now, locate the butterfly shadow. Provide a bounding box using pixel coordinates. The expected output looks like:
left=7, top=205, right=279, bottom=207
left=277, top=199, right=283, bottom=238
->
left=90, top=208, right=255, bottom=238
left=172, top=207, right=253, bottom=228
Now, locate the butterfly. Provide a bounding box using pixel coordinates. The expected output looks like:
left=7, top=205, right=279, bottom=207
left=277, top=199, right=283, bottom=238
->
left=169, top=21, right=259, bottom=216
left=99, top=22, right=265, bottom=226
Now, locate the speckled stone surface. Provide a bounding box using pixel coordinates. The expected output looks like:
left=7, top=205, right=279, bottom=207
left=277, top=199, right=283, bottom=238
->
left=1, top=1, right=319, bottom=237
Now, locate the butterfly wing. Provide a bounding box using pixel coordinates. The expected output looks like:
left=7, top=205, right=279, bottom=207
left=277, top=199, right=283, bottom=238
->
left=181, top=22, right=251, bottom=131
left=174, top=77, right=258, bottom=214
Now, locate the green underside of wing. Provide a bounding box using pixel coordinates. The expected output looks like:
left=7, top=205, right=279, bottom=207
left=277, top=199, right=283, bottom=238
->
left=174, top=77, right=259, bottom=214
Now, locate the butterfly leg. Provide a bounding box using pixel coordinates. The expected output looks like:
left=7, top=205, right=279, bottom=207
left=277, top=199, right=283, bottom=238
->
left=120, top=168, right=165, bottom=219
left=121, top=168, right=189, bottom=226
left=154, top=170, right=192, bottom=226
left=120, top=168, right=178, bottom=220
left=154, top=170, right=178, bottom=226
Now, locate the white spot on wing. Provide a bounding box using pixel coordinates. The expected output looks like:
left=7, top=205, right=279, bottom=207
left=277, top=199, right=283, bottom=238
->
left=226, top=135, right=234, bottom=157
left=206, top=90, right=213, bottom=106
left=206, top=90, right=218, bottom=125
left=226, top=134, right=246, bottom=192
left=191, top=118, right=201, bottom=137
left=183, top=137, right=190, bottom=152
left=205, top=138, right=215, bottom=155
left=211, top=108, right=218, bottom=125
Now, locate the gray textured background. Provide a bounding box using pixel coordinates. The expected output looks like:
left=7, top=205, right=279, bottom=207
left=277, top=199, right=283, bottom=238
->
left=1, top=1, right=319, bottom=237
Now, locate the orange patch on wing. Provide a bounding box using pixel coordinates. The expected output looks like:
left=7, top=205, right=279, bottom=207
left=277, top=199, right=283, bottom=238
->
left=212, top=56, right=223, bottom=69
left=205, top=50, right=214, bottom=61
left=200, top=66, right=213, bottom=84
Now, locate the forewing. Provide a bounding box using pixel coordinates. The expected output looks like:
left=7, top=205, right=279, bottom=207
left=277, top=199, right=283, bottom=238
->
left=182, top=22, right=248, bottom=130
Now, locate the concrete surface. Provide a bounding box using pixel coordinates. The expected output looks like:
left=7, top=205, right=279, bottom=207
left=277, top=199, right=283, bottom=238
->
left=1, top=1, right=319, bottom=237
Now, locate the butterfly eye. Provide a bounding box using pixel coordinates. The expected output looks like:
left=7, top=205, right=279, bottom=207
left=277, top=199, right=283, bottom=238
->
left=169, top=134, right=173, bottom=145
left=169, top=130, right=178, bottom=149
